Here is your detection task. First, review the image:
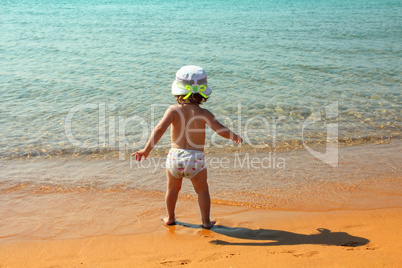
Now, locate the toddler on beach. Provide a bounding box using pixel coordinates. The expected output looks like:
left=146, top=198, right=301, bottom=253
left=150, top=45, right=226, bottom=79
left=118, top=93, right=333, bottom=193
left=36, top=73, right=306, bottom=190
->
left=132, top=66, right=242, bottom=229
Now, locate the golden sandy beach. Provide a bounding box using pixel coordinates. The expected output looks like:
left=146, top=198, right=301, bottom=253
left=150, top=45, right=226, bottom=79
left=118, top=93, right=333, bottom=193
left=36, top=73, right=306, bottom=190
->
left=1, top=143, right=401, bottom=267
left=0, top=205, right=401, bottom=267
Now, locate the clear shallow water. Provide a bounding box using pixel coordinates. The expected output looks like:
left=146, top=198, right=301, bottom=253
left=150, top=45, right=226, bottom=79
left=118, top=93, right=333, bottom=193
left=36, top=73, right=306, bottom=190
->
left=0, top=0, right=401, bottom=159
left=1, top=142, right=401, bottom=212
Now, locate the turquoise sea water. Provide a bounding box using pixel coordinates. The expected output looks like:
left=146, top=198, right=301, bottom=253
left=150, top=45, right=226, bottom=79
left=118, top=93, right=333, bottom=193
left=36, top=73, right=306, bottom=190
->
left=0, top=0, right=401, bottom=158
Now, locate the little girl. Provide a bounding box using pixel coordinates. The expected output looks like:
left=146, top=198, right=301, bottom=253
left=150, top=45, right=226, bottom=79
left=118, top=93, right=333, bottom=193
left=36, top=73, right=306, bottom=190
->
left=132, top=65, right=242, bottom=229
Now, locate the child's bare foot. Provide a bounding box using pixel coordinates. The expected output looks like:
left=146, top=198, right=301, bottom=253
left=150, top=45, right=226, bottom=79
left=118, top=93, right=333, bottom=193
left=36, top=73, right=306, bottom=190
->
left=163, top=216, right=176, bottom=226
left=202, top=221, right=216, bottom=229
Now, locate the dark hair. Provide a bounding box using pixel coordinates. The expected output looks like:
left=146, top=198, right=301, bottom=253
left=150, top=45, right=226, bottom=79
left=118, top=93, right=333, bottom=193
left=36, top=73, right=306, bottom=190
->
left=174, top=93, right=208, bottom=105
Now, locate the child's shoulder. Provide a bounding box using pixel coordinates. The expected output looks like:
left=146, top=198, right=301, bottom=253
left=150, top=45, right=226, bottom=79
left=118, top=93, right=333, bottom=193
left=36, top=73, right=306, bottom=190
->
left=198, top=106, right=215, bottom=119
left=169, top=104, right=181, bottom=109
left=166, top=104, right=183, bottom=111
left=199, top=106, right=212, bottom=114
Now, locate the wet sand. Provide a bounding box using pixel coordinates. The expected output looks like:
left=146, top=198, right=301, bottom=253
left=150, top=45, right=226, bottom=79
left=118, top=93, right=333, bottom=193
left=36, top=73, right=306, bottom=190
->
left=1, top=142, right=401, bottom=267
left=0, top=204, right=401, bottom=267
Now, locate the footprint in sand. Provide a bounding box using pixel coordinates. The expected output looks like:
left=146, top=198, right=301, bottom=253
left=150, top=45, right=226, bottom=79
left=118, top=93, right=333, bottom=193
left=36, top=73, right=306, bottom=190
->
left=365, top=244, right=379, bottom=250
left=160, top=259, right=191, bottom=266
left=200, top=252, right=238, bottom=262
left=268, top=250, right=319, bottom=258
left=292, top=251, right=320, bottom=258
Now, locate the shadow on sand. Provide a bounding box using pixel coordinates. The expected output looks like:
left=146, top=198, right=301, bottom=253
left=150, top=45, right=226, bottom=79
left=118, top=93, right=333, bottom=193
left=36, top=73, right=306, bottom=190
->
left=174, top=221, right=370, bottom=247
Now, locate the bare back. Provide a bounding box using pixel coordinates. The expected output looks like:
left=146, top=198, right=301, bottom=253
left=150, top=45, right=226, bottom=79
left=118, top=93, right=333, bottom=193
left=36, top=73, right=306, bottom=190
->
left=170, top=104, right=208, bottom=151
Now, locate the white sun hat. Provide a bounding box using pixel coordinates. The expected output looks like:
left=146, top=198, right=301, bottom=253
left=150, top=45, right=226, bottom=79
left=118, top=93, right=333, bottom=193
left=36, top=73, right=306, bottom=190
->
left=171, top=65, right=212, bottom=99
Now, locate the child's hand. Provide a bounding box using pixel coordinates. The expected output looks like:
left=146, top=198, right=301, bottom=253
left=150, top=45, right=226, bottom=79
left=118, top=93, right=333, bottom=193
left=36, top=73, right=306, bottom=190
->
left=232, top=134, right=243, bottom=144
left=132, top=149, right=149, bottom=161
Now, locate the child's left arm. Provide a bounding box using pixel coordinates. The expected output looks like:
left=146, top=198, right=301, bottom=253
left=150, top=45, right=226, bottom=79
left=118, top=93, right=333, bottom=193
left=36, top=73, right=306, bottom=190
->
left=132, top=106, right=175, bottom=161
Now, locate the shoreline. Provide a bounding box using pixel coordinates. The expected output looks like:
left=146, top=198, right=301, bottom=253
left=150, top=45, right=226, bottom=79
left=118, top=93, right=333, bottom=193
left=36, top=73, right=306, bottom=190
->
left=2, top=141, right=401, bottom=210
left=1, top=136, right=400, bottom=161
left=1, top=141, right=401, bottom=266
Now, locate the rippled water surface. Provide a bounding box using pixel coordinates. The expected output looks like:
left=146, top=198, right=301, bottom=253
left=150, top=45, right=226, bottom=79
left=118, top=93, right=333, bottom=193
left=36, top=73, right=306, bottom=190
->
left=0, top=0, right=401, bottom=158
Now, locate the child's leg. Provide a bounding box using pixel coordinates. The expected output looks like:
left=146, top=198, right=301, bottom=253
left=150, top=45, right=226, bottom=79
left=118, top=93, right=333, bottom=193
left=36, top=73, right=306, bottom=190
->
left=190, top=168, right=215, bottom=229
left=164, top=169, right=182, bottom=225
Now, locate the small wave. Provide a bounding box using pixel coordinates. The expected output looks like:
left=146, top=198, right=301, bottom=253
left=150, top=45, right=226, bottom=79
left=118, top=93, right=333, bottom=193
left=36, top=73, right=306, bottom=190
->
left=1, top=134, right=400, bottom=161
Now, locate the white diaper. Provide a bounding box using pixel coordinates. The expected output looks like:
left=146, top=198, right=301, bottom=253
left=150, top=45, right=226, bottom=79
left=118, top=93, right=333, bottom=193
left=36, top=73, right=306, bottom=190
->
left=166, top=148, right=206, bottom=179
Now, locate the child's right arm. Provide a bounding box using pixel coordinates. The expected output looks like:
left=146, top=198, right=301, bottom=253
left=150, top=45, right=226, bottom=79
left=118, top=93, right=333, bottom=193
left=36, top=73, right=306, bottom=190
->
left=204, top=110, right=243, bottom=144
left=132, top=106, right=175, bottom=161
